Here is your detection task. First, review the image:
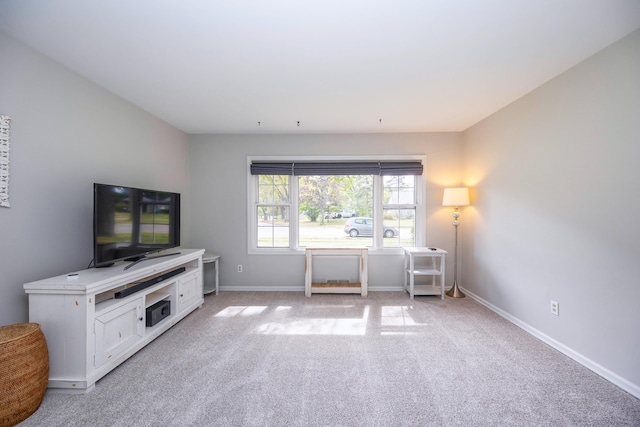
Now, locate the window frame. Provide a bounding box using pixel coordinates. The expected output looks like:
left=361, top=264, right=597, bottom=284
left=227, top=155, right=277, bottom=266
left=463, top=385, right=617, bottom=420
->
left=247, top=155, right=426, bottom=255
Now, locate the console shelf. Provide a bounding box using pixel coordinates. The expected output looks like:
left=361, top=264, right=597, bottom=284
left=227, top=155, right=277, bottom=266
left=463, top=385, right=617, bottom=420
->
left=305, top=248, right=368, bottom=297
left=24, top=249, right=205, bottom=393
left=146, top=291, right=171, bottom=308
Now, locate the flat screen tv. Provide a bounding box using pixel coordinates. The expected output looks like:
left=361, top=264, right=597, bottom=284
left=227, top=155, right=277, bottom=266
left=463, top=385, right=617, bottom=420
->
left=93, top=183, right=180, bottom=268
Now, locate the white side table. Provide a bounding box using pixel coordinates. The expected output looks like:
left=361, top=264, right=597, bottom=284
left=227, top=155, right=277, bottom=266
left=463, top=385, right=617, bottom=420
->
left=202, top=253, right=220, bottom=295
left=403, top=247, right=447, bottom=300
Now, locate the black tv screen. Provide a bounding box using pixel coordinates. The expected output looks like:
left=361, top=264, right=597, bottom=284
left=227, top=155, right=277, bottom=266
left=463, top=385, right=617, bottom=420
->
left=93, top=183, right=180, bottom=267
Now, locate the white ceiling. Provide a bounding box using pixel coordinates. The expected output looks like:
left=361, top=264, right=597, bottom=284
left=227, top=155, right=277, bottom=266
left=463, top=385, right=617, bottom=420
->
left=2, top=0, right=640, bottom=134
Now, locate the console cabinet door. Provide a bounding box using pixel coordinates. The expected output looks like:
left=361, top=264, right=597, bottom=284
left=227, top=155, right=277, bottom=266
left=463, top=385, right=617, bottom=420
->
left=94, top=298, right=144, bottom=367
left=177, top=273, right=199, bottom=313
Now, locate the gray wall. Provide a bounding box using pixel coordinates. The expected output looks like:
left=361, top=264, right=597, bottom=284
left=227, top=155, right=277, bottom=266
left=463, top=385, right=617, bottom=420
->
left=0, top=32, right=190, bottom=325
left=188, top=133, right=463, bottom=291
left=462, top=29, right=640, bottom=395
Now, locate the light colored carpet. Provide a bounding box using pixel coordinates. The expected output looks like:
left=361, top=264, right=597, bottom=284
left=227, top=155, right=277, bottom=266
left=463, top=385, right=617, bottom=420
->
left=19, top=291, right=640, bottom=426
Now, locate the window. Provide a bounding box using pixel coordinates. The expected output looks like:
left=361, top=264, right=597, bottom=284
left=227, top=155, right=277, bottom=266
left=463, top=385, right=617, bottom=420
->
left=248, top=156, right=425, bottom=252
left=298, top=174, right=374, bottom=248
left=256, top=175, right=290, bottom=248
left=382, top=175, right=416, bottom=248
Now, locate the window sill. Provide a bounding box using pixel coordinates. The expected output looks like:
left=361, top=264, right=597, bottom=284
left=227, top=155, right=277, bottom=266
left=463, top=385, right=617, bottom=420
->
left=249, top=247, right=406, bottom=256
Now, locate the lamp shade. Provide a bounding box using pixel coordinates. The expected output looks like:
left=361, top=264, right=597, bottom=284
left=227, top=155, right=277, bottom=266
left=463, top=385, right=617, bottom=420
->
left=442, top=187, right=470, bottom=207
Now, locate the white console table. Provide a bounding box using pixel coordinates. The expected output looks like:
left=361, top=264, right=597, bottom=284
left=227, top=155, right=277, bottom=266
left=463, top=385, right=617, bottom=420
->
left=403, top=247, right=447, bottom=300
left=305, top=248, right=368, bottom=297
left=24, top=249, right=205, bottom=393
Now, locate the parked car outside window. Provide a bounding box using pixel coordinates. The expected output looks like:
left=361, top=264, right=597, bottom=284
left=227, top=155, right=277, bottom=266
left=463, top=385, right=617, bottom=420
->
left=344, top=217, right=398, bottom=238
left=324, top=209, right=357, bottom=219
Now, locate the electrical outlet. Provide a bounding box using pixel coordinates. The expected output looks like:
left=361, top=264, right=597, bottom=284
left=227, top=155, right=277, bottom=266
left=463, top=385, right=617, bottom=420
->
left=550, top=300, right=559, bottom=316
left=237, top=264, right=243, bottom=273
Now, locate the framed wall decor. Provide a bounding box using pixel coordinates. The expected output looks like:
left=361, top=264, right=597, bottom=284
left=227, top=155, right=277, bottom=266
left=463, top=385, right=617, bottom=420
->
left=0, top=115, right=11, bottom=208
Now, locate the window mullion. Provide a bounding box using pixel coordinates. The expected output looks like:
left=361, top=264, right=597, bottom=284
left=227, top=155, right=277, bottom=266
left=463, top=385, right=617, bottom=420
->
left=416, top=173, right=426, bottom=247
left=291, top=176, right=299, bottom=249
left=373, top=175, right=383, bottom=248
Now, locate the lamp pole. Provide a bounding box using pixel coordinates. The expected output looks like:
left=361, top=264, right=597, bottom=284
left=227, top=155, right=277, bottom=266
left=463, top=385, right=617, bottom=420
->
left=442, top=187, right=469, bottom=298
left=446, top=207, right=465, bottom=298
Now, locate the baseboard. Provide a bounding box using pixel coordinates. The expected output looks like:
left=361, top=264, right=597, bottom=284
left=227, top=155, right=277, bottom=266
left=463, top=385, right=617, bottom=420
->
left=218, top=286, right=405, bottom=292
left=461, top=287, right=640, bottom=400
left=219, top=286, right=304, bottom=292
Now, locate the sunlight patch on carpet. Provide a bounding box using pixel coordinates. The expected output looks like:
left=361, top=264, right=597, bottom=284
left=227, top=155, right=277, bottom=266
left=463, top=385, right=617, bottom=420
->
left=254, top=306, right=370, bottom=335
left=214, top=306, right=268, bottom=317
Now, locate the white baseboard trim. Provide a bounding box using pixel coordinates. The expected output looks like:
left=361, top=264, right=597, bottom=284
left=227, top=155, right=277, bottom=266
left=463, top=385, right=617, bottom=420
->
left=219, top=286, right=304, bottom=292
left=462, top=287, right=640, bottom=400
left=218, top=286, right=405, bottom=293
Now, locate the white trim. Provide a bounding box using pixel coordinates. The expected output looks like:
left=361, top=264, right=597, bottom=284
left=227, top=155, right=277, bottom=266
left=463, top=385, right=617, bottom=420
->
left=247, top=156, right=255, bottom=252
left=219, top=285, right=405, bottom=293
left=220, top=286, right=305, bottom=292
left=462, top=287, right=640, bottom=400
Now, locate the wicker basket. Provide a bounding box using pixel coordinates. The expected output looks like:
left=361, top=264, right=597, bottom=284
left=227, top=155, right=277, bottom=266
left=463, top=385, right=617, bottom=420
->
left=0, top=323, right=49, bottom=427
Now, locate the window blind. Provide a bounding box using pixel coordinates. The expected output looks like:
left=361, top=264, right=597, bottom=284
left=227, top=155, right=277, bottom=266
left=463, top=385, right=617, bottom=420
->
left=378, top=161, right=424, bottom=176
left=249, top=162, right=294, bottom=175
left=250, top=161, right=423, bottom=176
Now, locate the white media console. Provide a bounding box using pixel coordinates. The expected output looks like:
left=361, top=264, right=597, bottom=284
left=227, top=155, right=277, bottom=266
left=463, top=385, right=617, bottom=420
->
left=23, top=249, right=205, bottom=393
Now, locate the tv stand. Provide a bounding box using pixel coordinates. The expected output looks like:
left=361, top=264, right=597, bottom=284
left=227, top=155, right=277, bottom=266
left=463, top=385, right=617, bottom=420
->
left=24, top=249, right=205, bottom=393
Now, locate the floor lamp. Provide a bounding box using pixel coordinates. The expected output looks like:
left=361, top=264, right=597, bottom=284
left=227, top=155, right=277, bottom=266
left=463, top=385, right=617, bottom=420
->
left=442, top=187, right=470, bottom=298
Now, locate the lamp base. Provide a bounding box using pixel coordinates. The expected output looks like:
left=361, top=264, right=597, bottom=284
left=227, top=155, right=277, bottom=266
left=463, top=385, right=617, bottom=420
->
left=446, top=280, right=466, bottom=298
